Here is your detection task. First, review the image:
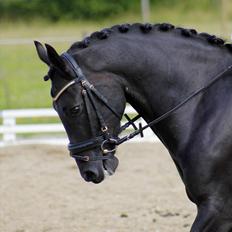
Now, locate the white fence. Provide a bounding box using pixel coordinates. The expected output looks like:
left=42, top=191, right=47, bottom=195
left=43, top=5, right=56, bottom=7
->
left=0, top=106, right=157, bottom=147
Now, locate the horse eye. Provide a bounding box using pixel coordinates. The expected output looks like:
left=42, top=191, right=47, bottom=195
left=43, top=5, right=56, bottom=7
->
left=70, top=105, right=81, bottom=116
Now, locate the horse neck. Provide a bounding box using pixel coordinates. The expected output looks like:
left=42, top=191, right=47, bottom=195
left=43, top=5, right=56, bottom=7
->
left=112, top=35, right=232, bottom=154
left=75, top=33, right=232, bottom=154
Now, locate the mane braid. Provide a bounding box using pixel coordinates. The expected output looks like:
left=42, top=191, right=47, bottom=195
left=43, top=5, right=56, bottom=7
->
left=68, top=22, right=232, bottom=54
left=207, top=35, right=225, bottom=46
left=179, top=28, right=191, bottom=37
left=140, top=23, right=152, bottom=33
left=190, top=29, right=197, bottom=35
left=159, top=23, right=174, bottom=31
left=118, top=24, right=130, bottom=33
left=98, top=29, right=112, bottom=39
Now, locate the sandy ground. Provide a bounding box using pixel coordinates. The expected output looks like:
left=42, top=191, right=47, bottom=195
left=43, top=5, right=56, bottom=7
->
left=0, top=143, right=196, bottom=232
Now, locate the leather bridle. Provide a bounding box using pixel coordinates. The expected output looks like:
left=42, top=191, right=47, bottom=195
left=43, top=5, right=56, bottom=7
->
left=53, top=52, right=142, bottom=162
left=53, top=52, right=232, bottom=162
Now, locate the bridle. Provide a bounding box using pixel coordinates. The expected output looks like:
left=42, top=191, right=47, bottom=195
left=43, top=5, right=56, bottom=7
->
left=53, top=52, right=232, bottom=162
left=53, top=52, right=142, bottom=162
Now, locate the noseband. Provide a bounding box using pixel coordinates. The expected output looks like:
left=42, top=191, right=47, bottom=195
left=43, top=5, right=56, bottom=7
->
left=53, top=52, right=232, bottom=162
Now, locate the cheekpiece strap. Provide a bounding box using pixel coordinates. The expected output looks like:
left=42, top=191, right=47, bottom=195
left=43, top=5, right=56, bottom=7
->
left=61, top=52, right=85, bottom=80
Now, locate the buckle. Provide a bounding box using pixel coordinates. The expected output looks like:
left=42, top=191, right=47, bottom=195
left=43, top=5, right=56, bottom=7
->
left=101, top=126, right=108, bottom=133
left=101, top=138, right=117, bottom=154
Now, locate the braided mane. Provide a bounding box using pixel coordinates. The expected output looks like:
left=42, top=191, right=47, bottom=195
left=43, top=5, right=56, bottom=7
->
left=69, top=23, right=232, bottom=53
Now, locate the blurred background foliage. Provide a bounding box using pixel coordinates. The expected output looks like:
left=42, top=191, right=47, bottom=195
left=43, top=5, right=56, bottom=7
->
left=0, top=0, right=232, bottom=109
left=0, top=0, right=134, bottom=21
left=0, top=0, right=228, bottom=22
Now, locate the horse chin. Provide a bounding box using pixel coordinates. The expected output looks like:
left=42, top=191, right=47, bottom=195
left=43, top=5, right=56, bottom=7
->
left=103, top=155, right=119, bottom=177
left=103, top=169, right=113, bottom=178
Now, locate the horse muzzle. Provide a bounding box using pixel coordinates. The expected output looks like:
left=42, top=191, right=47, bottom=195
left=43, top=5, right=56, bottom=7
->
left=76, top=158, right=118, bottom=184
left=74, top=149, right=119, bottom=184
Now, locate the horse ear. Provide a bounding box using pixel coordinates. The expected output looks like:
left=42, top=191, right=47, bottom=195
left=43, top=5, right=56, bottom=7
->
left=34, top=41, right=50, bottom=66
left=45, top=43, right=65, bottom=69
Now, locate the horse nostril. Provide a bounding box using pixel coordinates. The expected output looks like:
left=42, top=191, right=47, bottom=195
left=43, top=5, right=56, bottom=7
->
left=83, top=171, right=97, bottom=182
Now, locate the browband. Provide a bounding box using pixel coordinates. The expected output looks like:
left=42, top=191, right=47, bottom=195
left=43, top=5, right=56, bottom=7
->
left=53, top=79, right=76, bottom=102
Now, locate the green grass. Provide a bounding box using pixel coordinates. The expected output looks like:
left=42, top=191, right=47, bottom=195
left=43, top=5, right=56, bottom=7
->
left=1, top=44, right=53, bottom=109
left=0, top=22, right=105, bottom=109
left=0, top=6, right=232, bottom=109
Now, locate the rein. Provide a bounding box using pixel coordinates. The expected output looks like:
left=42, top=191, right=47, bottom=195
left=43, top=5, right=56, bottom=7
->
left=54, top=52, right=232, bottom=162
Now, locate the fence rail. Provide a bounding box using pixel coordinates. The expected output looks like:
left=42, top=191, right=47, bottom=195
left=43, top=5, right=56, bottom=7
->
left=0, top=106, right=157, bottom=146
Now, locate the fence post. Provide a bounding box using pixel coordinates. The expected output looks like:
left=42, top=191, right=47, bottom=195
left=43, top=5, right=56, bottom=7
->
left=3, top=115, right=16, bottom=142
left=141, top=0, right=150, bottom=23
left=221, top=0, right=229, bottom=38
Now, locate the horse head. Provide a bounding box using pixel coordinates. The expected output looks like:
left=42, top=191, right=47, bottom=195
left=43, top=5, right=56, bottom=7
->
left=34, top=41, right=126, bottom=183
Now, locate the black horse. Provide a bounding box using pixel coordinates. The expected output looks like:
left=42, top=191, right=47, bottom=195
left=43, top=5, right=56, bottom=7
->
left=35, top=23, right=232, bottom=231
